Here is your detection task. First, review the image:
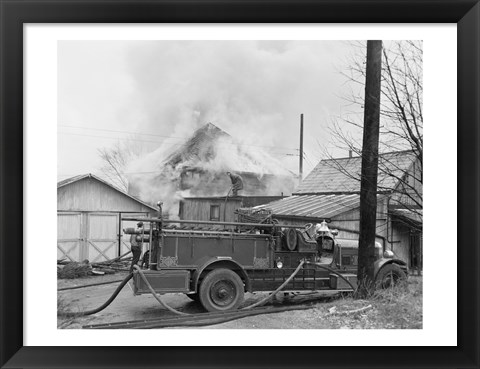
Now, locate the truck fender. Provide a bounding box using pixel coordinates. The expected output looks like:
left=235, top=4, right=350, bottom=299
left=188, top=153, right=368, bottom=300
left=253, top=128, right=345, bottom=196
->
left=374, top=258, right=408, bottom=278
left=192, top=256, right=251, bottom=293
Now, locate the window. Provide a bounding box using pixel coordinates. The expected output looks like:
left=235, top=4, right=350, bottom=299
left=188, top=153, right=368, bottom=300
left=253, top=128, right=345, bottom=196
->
left=210, top=205, right=220, bottom=221
left=178, top=201, right=184, bottom=218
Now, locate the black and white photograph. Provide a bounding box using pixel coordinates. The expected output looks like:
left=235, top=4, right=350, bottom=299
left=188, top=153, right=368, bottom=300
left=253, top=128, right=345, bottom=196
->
left=56, top=39, right=423, bottom=330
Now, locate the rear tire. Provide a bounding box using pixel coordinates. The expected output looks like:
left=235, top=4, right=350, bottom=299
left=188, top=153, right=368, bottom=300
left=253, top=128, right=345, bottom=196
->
left=375, top=264, right=407, bottom=289
left=199, top=269, right=244, bottom=312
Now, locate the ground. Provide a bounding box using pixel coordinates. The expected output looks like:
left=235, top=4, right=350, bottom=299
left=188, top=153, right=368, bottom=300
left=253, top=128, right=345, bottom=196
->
left=58, top=273, right=422, bottom=329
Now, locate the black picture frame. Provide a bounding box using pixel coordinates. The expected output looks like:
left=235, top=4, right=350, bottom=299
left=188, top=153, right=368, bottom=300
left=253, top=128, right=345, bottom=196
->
left=1, top=1, right=478, bottom=368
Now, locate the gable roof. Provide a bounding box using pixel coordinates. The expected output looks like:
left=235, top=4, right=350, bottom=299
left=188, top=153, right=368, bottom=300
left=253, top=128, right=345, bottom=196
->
left=164, top=123, right=229, bottom=167
left=160, top=122, right=295, bottom=176
left=57, top=173, right=158, bottom=211
left=295, top=150, right=417, bottom=195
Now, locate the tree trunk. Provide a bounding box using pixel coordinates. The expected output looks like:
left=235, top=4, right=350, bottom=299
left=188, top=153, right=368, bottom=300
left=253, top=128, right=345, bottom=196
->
left=357, top=40, right=383, bottom=298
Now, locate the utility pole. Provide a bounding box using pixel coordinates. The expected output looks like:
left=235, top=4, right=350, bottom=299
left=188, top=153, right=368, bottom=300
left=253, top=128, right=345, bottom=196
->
left=357, top=40, right=383, bottom=297
left=299, top=114, right=304, bottom=181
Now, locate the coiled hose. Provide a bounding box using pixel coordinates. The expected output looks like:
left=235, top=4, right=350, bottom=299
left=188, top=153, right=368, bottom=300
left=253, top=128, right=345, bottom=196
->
left=59, top=273, right=133, bottom=317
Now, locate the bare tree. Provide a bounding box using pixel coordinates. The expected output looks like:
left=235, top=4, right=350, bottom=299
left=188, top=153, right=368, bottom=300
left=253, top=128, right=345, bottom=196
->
left=98, top=139, right=148, bottom=191
left=327, top=40, right=423, bottom=220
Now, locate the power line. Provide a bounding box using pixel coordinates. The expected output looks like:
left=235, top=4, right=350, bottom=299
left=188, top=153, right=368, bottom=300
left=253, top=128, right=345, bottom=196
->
left=58, top=124, right=299, bottom=151
left=303, top=152, right=317, bottom=167
left=58, top=131, right=183, bottom=146
left=58, top=131, right=299, bottom=155
left=59, top=124, right=186, bottom=140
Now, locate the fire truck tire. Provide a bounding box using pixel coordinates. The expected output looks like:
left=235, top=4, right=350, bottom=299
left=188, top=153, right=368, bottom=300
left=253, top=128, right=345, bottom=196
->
left=285, top=228, right=298, bottom=251
left=185, top=293, right=200, bottom=302
left=375, top=263, right=407, bottom=289
left=199, top=269, right=244, bottom=312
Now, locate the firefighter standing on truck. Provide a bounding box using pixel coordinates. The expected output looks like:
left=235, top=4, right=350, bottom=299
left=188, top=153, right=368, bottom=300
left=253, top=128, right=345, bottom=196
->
left=130, top=221, right=143, bottom=273
left=227, top=171, right=244, bottom=196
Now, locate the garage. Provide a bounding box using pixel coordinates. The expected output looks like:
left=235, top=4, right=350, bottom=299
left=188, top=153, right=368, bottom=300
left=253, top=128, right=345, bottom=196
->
left=57, top=174, right=157, bottom=262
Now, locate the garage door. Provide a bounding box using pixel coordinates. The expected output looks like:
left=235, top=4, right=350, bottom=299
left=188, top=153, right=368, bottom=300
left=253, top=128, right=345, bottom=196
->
left=86, top=213, right=119, bottom=262
left=58, top=212, right=151, bottom=262
left=57, top=212, right=83, bottom=261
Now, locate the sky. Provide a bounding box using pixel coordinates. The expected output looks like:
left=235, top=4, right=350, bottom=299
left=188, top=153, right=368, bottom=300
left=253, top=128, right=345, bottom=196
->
left=57, top=40, right=360, bottom=183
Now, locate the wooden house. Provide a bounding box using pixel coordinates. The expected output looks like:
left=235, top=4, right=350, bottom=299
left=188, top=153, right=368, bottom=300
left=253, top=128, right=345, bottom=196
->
left=253, top=151, right=423, bottom=272
left=57, top=174, right=157, bottom=262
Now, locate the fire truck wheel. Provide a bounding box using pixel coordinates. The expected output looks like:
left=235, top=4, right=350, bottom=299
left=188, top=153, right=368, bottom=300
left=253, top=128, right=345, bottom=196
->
left=185, top=293, right=200, bottom=302
left=199, top=269, right=244, bottom=312
left=375, top=264, right=407, bottom=289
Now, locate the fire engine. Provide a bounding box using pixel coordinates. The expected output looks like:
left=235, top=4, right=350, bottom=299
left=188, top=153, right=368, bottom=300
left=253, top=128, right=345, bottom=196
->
left=124, top=202, right=407, bottom=312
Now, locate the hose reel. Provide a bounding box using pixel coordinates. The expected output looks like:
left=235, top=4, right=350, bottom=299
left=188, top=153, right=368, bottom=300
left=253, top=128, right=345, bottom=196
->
left=285, top=228, right=298, bottom=251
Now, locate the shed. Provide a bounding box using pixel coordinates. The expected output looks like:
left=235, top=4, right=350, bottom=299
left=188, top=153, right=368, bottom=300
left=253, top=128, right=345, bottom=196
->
left=57, top=174, right=157, bottom=262
left=179, top=196, right=285, bottom=226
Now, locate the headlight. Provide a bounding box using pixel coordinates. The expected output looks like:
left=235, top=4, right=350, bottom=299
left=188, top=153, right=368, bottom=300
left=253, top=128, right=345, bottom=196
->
left=383, top=250, right=394, bottom=259
left=276, top=260, right=283, bottom=269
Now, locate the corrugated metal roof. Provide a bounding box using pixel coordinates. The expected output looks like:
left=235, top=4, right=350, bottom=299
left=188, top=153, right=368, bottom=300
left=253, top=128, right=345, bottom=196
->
left=57, top=173, right=158, bottom=211
left=390, top=208, right=423, bottom=225
left=253, top=194, right=361, bottom=219
left=295, top=150, right=417, bottom=194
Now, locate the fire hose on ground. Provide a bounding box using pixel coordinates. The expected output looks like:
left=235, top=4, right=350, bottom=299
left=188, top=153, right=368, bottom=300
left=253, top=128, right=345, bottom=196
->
left=59, top=273, right=133, bottom=317
left=133, top=262, right=307, bottom=316
left=59, top=260, right=356, bottom=321
left=59, top=261, right=305, bottom=318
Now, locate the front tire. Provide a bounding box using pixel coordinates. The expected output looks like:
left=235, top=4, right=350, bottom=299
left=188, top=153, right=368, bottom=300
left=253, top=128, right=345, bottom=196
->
left=375, top=264, right=407, bottom=289
left=199, top=269, right=244, bottom=312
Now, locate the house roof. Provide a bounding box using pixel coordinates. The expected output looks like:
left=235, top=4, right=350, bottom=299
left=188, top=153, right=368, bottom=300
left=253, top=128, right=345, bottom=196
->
left=160, top=122, right=295, bottom=176
left=253, top=194, right=363, bottom=220
left=390, top=208, right=423, bottom=229
left=164, top=123, right=229, bottom=167
left=57, top=173, right=158, bottom=211
left=295, top=150, right=417, bottom=195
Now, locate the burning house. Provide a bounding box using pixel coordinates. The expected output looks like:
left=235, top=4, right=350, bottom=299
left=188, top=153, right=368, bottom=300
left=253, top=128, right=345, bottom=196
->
left=127, top=123, right=297, bottom=218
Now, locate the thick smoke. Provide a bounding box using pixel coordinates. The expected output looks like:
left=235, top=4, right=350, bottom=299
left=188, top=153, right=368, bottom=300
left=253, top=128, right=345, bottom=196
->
left=117, top=41, right=351, bottom=216
left=126, top=123, right=298, bottom=217
left=122, top=41, right=350, bottom=163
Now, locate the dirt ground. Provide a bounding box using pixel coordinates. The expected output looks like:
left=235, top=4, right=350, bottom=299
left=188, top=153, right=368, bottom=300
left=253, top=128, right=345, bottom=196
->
left=58, top=273, right=422, bottom=329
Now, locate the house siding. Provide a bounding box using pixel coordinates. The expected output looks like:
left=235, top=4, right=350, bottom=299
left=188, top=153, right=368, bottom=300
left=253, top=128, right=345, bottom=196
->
left=58, top=177, right=156, bottom=213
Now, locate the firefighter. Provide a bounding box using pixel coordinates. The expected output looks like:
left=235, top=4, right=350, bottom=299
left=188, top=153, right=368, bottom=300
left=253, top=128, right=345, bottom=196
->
left=226, top=171, right=244, bottom=196
left=141, top=250, right=150, bottom=269
left=129, top=221, right=143, bottom=273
